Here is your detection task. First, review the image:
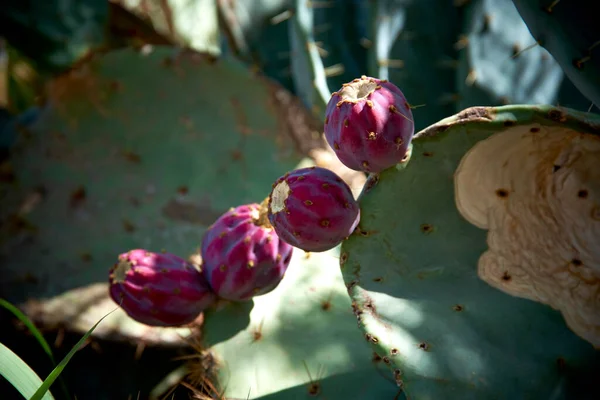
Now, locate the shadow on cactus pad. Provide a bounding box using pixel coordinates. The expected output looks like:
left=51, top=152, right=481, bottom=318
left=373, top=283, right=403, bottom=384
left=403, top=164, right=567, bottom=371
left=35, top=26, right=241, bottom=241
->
left=0, top=45, right=328, bottom=341
left=199, top=248, right=402, bottom=399
left=341, top=105, right=600, bottom=399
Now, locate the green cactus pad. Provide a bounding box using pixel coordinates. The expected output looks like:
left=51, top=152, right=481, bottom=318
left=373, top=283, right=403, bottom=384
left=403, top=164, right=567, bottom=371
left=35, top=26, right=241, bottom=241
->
left=0, top=46, right=323, bottom=336
left=202, top=248, right=401, bottom=399
left=457, top=0, right=563, bottom=108
left=115, top=0, right=221, bottom=55
left=0, top=0, right=109, bottom=72
left=341, top=105, right=600, bottom=399
left=512, top=0, right=600, bottom=107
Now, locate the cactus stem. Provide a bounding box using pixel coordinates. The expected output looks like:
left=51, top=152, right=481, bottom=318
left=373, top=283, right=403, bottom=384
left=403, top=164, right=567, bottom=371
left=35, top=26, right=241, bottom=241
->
left=254, top=197, right=273, bottom=229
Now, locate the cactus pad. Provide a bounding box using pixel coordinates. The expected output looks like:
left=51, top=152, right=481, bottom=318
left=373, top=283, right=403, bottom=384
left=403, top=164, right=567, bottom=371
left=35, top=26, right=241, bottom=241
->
left=341, top=105, right=600, bottom=399
left=0, top=46, right=323, bottom=339
left=201, top=248, right=402, bottom=399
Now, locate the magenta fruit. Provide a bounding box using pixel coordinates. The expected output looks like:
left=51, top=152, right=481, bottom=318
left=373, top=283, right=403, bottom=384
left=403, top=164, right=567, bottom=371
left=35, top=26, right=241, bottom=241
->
left=268, top=166, right=360, bottom=252
left=324, top=75, right=415, bottom=173
left=109, top=249, right=216, bottom=327
left=201, top=203, right=294, bottom=301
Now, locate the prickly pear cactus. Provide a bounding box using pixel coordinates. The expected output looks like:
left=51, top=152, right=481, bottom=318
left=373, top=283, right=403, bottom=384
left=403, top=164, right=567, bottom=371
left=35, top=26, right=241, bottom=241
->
left=225, top=0, right=591, bottom=128
left=341, top=105, right=600, bottom=398
left=0, top=0, right=109, bottom=72
left=0, top=46, right=324, bottom=338
left=512, top=0, right=600, bottom=107
left=114, top=0, right=221, bottom=55
left=457, top=0, right=563, bottom=109
left=201, top=248, right=402, bottom=399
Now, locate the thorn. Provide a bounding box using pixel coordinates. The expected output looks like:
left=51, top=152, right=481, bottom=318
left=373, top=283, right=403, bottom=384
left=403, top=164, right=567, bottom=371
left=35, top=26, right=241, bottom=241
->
left=134, top=341, right=146, bottom=360
left=360, top=38, right=372, bottom=48
left=270, top=10, right=292, bottom=25
left=544, top=0, right=561, bottom=13
left=512, top=40, right=540, bottom=58
left=454, top=35, right=469, bottom=50
left=465, top=69, right=477, bottom=86
left=587, top=103, right=596, bottom=113
left=573, top=55, right=591, bottom=69
left=324, top=63, right=345, bottom=78
left=312, top=41, right=329, bottom=57
left=378, top=59, right=404, bottom=68
left=588, top=39, right=600, bottom=52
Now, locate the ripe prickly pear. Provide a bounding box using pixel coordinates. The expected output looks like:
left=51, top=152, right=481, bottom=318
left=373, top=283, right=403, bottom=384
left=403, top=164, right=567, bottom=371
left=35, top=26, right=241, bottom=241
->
left=268, top=166, right=361, bottom=252
left=201, top=203, right=294, bottom=301
left=109, top=249, right=217, bottom=327
left=324, top=75, right=415, bottom=173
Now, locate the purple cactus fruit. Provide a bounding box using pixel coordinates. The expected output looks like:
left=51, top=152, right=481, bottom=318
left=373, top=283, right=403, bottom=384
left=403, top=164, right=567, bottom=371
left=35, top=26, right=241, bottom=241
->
left=109, top=249, right=217, bottom=327
left=268, top=166, right=361, bottom=252
left=201, top=203, right=294, bottom=301
left=324, top=75, right=415, bottom=173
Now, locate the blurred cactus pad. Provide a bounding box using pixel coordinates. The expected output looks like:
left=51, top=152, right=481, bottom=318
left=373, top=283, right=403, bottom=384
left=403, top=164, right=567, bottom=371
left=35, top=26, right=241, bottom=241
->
left=0, top=45, right=333, bottom=339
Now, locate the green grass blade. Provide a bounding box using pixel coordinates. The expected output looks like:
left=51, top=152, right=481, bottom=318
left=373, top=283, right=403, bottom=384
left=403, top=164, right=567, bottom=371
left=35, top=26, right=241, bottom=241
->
left=0, top=298, right=70, bottom=399
left=0, top=342, right=55, bottom=400
left=0, top=299, right=55, bottom=363
left=29, top=306, right=118, bottom=400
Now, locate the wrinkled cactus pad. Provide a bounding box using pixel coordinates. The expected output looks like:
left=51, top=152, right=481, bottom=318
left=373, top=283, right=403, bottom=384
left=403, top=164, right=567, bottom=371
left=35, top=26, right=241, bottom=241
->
left=268, top=167, right=360, bottom=252
left=109, top=249, right=216, bottom=327
left=341, top=105, right=600, bottom=399
left=201, top=203, right=294, bottom=301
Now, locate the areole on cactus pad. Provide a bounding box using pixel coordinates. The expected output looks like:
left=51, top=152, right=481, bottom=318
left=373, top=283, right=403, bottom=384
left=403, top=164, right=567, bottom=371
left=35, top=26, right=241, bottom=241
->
left=341, top=104, right=600, bottom=398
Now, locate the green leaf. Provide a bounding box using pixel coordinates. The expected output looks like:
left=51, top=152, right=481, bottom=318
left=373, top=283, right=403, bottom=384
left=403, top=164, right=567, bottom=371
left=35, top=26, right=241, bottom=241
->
left=0, top=0, right=110, bottom=73
left=0, top=342, right=55, bottom=400
left=29, top=307, right=117, bottom=400
left=0, top=299, right=55, bottom=363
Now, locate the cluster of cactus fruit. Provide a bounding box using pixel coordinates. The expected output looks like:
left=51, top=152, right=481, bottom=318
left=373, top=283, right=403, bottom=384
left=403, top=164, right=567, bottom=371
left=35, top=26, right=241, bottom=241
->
left=109, top=75, right=414, bottom=327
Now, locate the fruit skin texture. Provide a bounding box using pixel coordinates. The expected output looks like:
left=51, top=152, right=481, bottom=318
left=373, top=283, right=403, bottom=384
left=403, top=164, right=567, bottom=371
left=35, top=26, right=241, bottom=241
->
left=201, top=204, right=294, bottom=302
left=268, top=166, right=361, bottom=252
left=324, top=75, right=415, bottom=173
left=109, top=249, right=217, bottom=327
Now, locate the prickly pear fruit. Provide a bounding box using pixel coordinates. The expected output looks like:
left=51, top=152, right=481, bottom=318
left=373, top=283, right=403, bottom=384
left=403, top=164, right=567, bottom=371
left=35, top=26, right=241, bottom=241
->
left=201, top=203, right=294, bottom=302
left=109, top=249, right=217, bottom=327
left=268, top=166, right=361, bottom=252
left=324, top=75, right=415, bottom=173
